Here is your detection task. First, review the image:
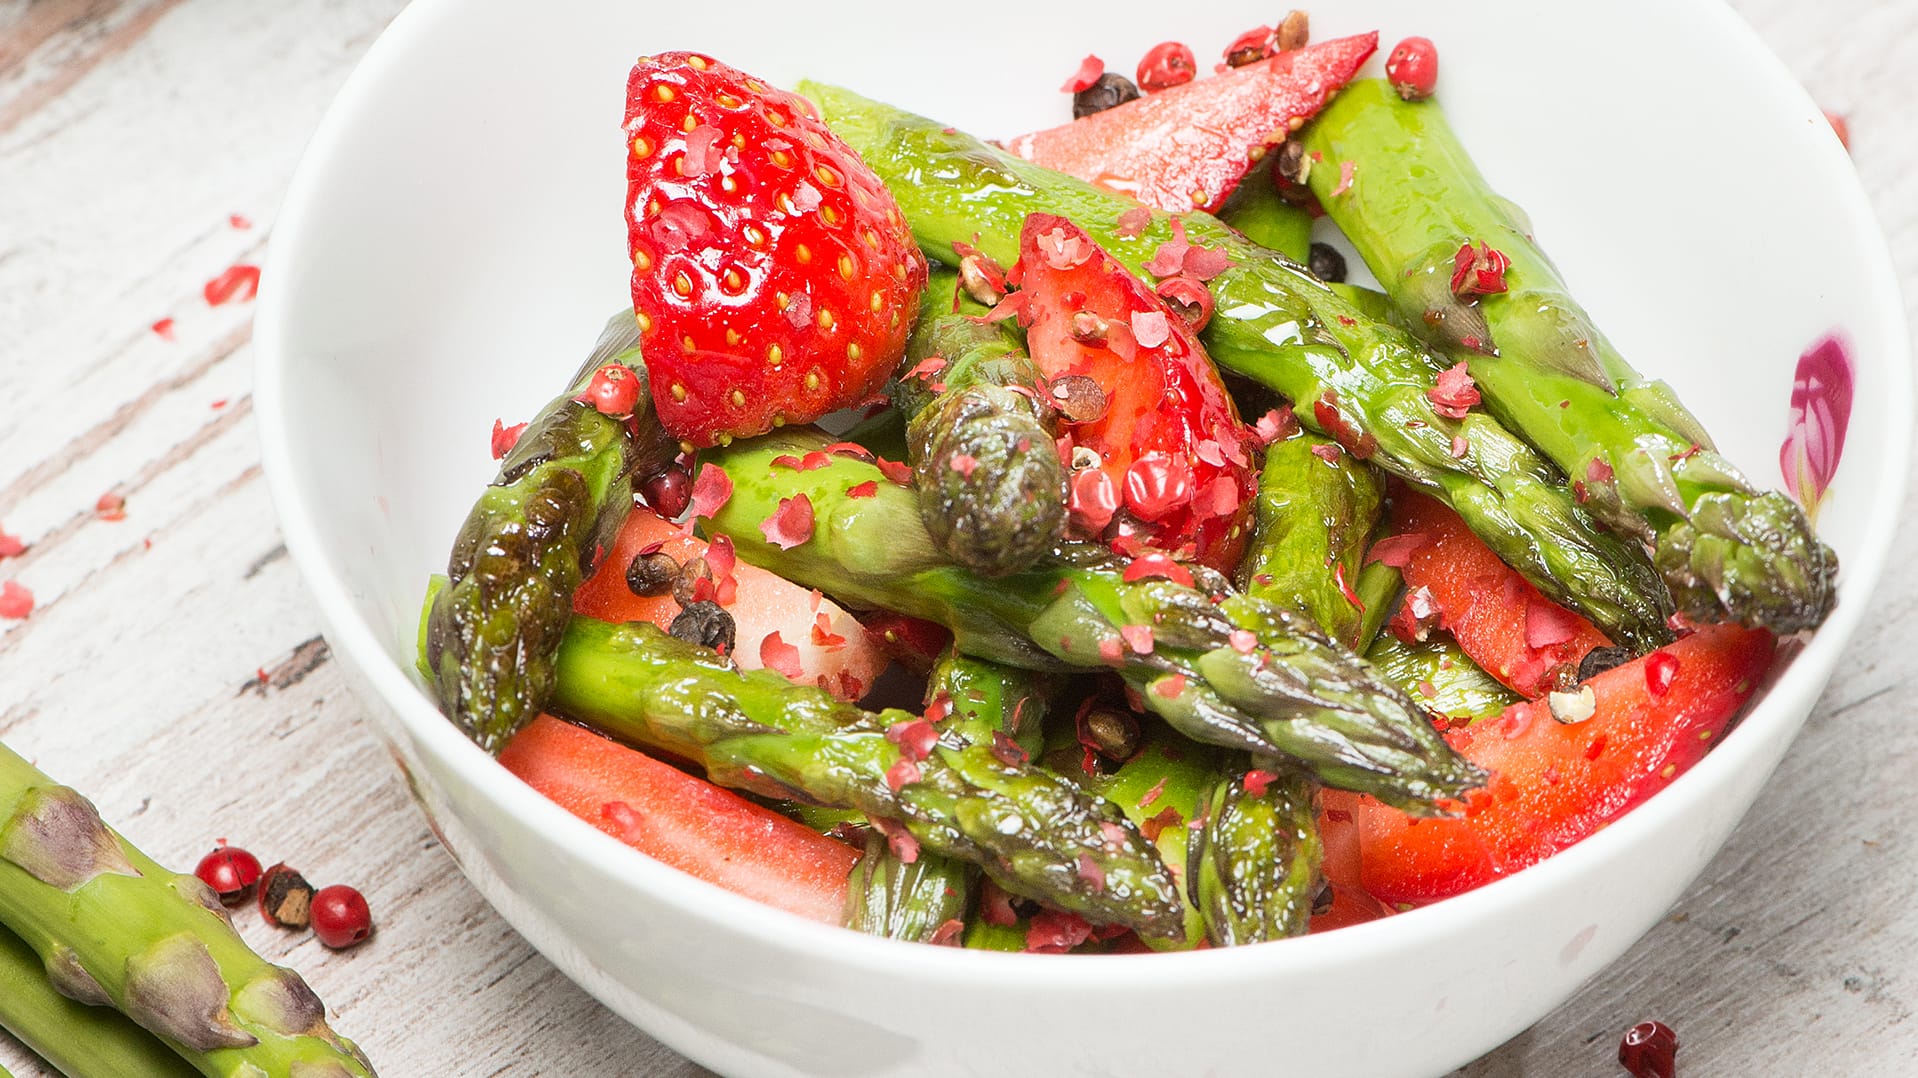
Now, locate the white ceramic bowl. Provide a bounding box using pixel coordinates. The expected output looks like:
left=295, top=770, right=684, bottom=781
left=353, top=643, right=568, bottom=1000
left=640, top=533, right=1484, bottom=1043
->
left=254, top=1, right=1909, bottom=1074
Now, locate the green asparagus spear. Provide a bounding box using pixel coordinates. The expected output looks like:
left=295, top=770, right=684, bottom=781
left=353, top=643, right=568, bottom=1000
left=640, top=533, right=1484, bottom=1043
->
left=0, top=744, right=373, bottom=1077
left=802, top=83, right=1675, bottom=651
left=1350, top=559, right=1402, bottom=654
left=1190, top=766, right=1322, bottom=945
left=893, top=312, right=1067, bottom=577
left=843, top=651, right=1046, bottom=942
left=1218, top=168, right=1314, bottom=261
left=0, top=920, right=200, bottom=1078
left=1239, top=431, right=1384, bottom=650
left=700, top=428, right=1482, bottom=811
left=1043, top=719, right=1217, bottom=950
left=1299, top=80, right=1835, bottom=632
left=1367, top=633, right=1519, bottom=722
left=423, top=312, right=679, bottom=753
left=548, top=618, right=1183, bottom=941
left=843, top=831, right=971, bottom=944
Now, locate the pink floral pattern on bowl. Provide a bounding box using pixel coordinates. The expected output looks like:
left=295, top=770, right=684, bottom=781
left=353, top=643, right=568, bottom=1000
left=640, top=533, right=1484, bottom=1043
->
left=1780, top=332, right=1854, bottom=521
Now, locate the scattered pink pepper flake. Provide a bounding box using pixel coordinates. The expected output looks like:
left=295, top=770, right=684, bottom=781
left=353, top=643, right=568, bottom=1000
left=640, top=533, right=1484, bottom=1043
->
left=1824, top=109, right=1850, bottom=151
left=490, top=419, right=527, bottom=460
left=759, top=631, right=805, bottom=680
left=1523, top=595, right=1581, bottom=649
left=1181, top=245, right=1233, bottom=281
left=823, top=441, right=875, bottom=461
left=1067, top=467, right=1119, bottom=535
left=1365, top=533, right=1427, bottom=568
left=885, top=718, right=940, bottom=762
left=990, top=730, right=1030, bottom=768
left=1242, top=769, right=1276, bottom=798
left=1152, top=673, right=1187, bottom=699
left=1120, top=624, right=1154, bottom=655
left=203, top=264, right=261, bottom=306
left=1114, top=206, right=1153, bottom=239
left=1139, top=776, right=1169, bottom=809
left=1330, top=160, right=1357, bottom=197
left=1076, top=854, right=1107, bottom=892
left=1130, top=309, right=1170, bottom=349
left=1097, top=635, right=1124, bottom=663
left=927, top=919, right=965, bottom=947
left=1645, top=650, right=1681, bottom=697
left=1060, top=54, right=1105, bottom=93
left=903, top=355, right=947, bottom=382
left=1121, top=552, right=1195, bottom=588
left=1310, top=442, right=1343, bottom=464
left=682, top=123, right=724, bottom=173
left=1140, top=806, right=1182, bottom=842
left=95, top=492, right=127, bottom=522
left=885, top=758, right=923, bottom=792
left=1426, top=361, right=1482, bottom=418
left=1143, top=218, right=1192, bottom=277
left=870, top=816, right=920, bottom=863
left=689, top=464, right=733, bottom=520
left=0, top=528, right=23, bottom=559
left=875, top=457, right=914, bottom=485
left=1450, top=435, right=1471, bottom=459
left=770, top=454, right=805, bottom=471
left=0, top=580, right=33, bottom=620
left=1253, top=407, right=1298, bottom=445
left=1229, top=629, right=1257, bottom=654
left=209, top=399, right=227, bottom=410
left=846, top=480, right=878, bottom=499
left=150, top=317, right=175, bottom=340
left=601, top=800, right=646, bottom=843
left=808, top=612, right=847, bottom=650
left=759, top=494, right=815, bottom=550
left=948, top=452, right=978, bottom=477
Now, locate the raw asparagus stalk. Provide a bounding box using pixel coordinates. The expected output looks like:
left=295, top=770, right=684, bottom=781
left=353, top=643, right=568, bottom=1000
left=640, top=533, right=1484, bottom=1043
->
left=0, top=920, right=200, bottom=1078
left=843, top=651, right=1045, bottom=942
left=893, top=312, right=1067, bottom=577
left=1299, top=80, right=1835, bottom=633
left=423, top=312, right=679, bottom=753
left=1367, top=633, right=1519, bottom=722
left=548, top=618, right=1184, bottom=941
left=0, top=744, right=373, bottom=1077
left=700, top=428, right=1483, bottom=811
left=1239, top=431, right=1384, bottom=650
left=843, top=831, right=971, bottom=944
left=1043, top=720, right=1218, bottom=950
left=1218, top=170, right=1314, bottom=261
left=1190, top=766, right=1322, bottom=945
left=802, top=83, right=1675, bottom=651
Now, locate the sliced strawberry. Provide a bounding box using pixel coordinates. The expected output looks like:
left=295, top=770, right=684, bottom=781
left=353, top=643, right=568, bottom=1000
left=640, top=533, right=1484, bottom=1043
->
left=1004, top=33, right=1378, bottom=214
left=500, top=715, right=859, bottom=923
left=1383, top=491, right=1613, bottom=698
left=575, top=506, right=887, bottom=702
left=1013, top=214, right=1256, bottom=571
left=625, top=52, right=926, bottom=446
left=1350, top=623, right=1775, bottom=907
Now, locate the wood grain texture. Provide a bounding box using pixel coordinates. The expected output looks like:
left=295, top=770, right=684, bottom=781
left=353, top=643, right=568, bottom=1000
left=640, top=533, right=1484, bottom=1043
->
left=0, top=0, right=1910, bottom=1075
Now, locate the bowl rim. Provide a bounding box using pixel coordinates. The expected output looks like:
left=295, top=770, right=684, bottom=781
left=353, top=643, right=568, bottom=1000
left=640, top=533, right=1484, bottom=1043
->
left=253, top=0, right=1913, bottom=991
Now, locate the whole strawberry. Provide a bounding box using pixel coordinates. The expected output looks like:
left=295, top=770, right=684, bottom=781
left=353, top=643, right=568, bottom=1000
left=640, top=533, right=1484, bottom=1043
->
left=625, top=52, right=927, bottom=446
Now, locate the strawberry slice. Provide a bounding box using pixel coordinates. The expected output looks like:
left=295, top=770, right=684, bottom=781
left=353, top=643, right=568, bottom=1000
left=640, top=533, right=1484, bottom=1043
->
left=625, top=52, right=926, bottom=446
left=1004, top=33, right=1378, bottom=214
left=1384, top=491, right=1612, bottom=698
left=500, top=715, right=859, bottom=923
left=1345, top=623, right=1776, bottom=907
left=574, top=506, right=887, bottom=702
left=1012, top=214, right=1257, bottom=570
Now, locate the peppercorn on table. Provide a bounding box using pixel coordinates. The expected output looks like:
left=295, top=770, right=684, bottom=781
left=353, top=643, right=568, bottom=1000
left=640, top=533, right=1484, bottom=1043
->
left=0, top=0, right=1914, bottom=1074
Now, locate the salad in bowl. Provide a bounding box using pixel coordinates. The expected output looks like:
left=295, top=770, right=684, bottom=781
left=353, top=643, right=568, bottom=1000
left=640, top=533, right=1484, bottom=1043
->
left=255, top=1, right=1903, bottom=1074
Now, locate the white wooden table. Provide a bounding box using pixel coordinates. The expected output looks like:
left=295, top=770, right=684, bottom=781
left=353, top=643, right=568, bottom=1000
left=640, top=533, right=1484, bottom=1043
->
left=0, top=1, right=1910, bottom=1074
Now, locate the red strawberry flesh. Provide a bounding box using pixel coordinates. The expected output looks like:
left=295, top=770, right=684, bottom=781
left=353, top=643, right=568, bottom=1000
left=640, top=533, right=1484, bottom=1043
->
left=625, top=52, right=926, bottom=446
